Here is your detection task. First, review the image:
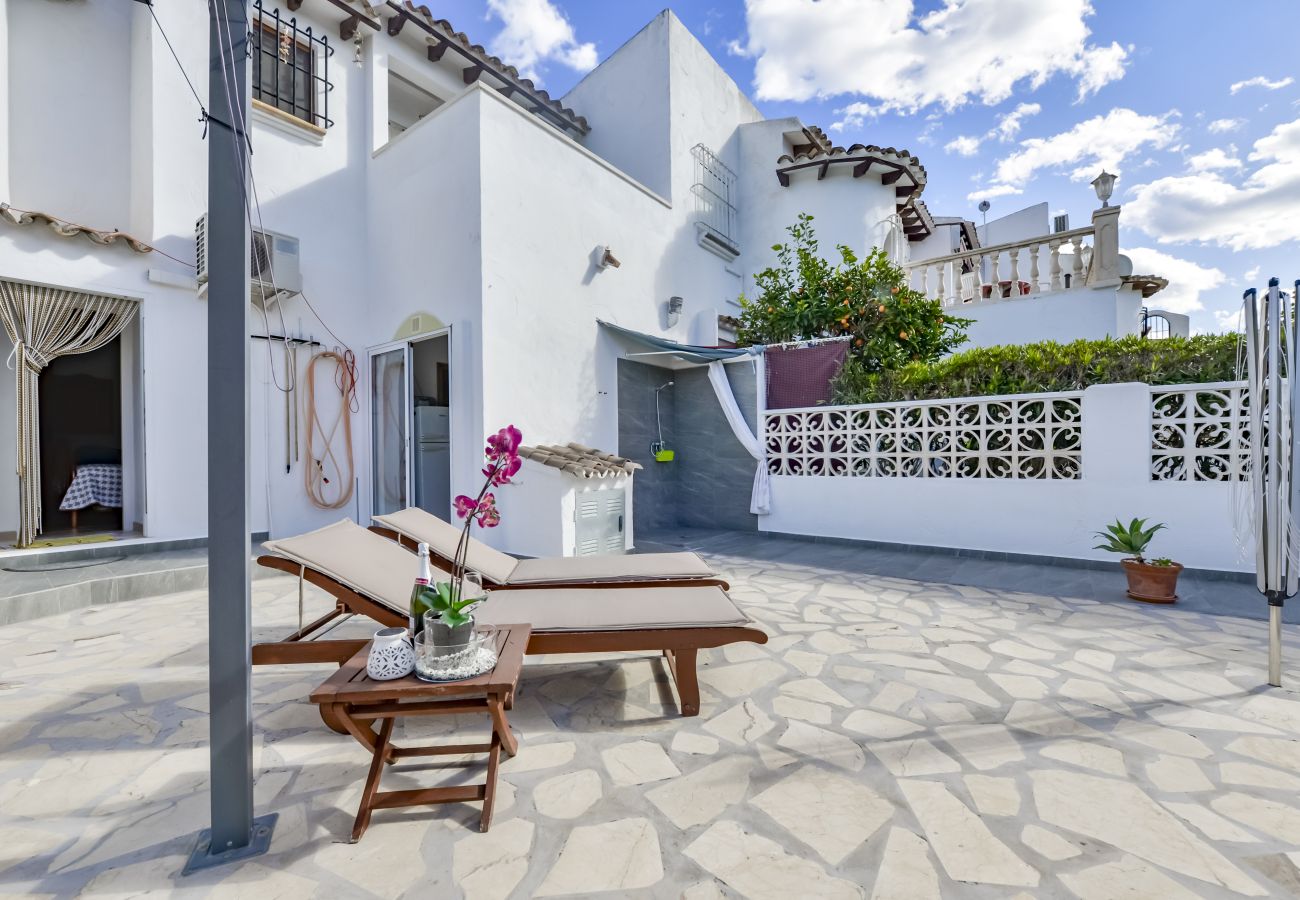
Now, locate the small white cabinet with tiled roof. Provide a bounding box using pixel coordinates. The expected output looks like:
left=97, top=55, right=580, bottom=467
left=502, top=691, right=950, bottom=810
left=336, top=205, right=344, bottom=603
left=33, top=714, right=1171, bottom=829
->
left=495, top=443, right=640, bottom=559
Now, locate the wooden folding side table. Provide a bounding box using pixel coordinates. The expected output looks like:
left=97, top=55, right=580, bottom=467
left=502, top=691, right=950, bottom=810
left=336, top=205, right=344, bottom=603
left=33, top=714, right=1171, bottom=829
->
left=308, top=623, right=531, bottom=840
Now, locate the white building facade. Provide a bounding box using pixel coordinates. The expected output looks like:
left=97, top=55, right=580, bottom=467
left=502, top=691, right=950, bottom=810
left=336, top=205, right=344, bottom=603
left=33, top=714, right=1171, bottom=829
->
left=0, top=1, right=1164, bottom=552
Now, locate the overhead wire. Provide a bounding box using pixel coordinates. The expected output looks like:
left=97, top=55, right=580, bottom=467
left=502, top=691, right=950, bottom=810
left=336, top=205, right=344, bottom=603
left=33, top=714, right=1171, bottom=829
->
left=198, top=2, right=364, bottom=528
left=0, top=204, right=197, bottom=270
left=208, top=0, right=296, bottom=395
left=145, top=1, right=208, bottom=127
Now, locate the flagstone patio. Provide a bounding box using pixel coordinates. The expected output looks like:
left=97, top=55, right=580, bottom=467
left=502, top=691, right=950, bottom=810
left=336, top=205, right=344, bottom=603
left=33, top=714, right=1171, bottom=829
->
left=4, top=541, right=1300, bottom=897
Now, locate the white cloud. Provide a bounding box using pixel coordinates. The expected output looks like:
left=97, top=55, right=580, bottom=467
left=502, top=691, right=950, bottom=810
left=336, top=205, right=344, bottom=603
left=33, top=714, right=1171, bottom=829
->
left=966, top=184, right=1023, bottom=202
left=1126, top=116, right=1300, bottom=251
left=1213, top=308, right=1244, bottom=332
left=994, top=102, right=1042, bottom=142
left=485, top=0, right=597, bottom=82
left=1230, top=75, right=1294, bottom=94
left=1125, top=247, right=1226, bottom=315
left=986, top=108, right=1179, bottom=192
left=732, top=0, right=1129, bottom=123
left=1207, top=117, right=1245, bottom=133
left=942, top=102, right=1041, bottom=157
left=945, top=135, right=983, bottom=157
left=1245, top=265, right=1261, bottom=282
left=1186, top=147, right=1242, bottom=172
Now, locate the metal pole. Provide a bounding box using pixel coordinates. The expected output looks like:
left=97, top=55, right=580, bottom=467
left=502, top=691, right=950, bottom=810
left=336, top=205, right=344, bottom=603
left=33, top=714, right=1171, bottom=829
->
left=186, top=0, right=275, bottom=872
left=1270, top=598, right=1284, bottom=687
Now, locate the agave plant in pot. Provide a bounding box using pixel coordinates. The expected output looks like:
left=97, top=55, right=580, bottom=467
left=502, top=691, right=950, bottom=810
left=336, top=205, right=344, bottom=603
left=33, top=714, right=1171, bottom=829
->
left=1093, top=517, right=1183, bottom=604
left=413, top=425, right=522, bottom=651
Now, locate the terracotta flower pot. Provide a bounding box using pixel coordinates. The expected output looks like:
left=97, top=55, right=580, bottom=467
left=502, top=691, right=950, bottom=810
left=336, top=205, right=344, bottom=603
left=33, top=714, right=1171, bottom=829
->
left=1120, top=558, right=1182, bottom=604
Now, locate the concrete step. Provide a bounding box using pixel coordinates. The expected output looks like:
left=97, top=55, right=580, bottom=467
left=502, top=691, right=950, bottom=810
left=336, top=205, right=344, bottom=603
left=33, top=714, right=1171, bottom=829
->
left=0, top=542, right=278, bottom=626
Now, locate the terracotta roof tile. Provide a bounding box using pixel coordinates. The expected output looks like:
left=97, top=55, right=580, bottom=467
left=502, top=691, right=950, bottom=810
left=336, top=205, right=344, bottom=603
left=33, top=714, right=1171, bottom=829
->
left=1123, top=275, right=1169, bottom=299
left=519, top=443, right=642, bottom=479
left=0, top=204, right=152, bottom=254
left=776, top=142, right=927, bottom=189
left=401, top=3, right=589, bottom=134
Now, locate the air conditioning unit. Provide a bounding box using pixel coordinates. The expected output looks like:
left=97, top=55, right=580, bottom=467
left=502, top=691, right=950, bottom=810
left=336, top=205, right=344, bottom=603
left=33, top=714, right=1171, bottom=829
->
left=195, top=214, right=302, bottom=304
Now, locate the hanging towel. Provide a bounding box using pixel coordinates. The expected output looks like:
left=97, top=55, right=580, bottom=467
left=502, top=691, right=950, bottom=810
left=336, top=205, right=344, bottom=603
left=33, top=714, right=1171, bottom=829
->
left=707, top=360, right=771, bottom=516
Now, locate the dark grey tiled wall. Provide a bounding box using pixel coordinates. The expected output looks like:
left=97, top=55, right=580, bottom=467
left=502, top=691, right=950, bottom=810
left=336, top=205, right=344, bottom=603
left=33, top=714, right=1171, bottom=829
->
left=617, top=358, right=759, bottom=539
left=617, top=360, right=679, bottom=535
left=674, top=362, right=759, bottom=532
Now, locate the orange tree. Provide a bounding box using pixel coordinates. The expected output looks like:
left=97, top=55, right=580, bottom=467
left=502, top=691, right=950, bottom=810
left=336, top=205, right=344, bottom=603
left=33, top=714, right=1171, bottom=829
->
left=736, top=214, right=969, bottom=371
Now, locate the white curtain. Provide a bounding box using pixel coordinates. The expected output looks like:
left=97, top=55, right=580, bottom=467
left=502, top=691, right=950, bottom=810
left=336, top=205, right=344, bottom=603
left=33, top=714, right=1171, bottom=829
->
left=707, top=359, right=770, bottom=516
left=0, top=280, right=140, bottom=546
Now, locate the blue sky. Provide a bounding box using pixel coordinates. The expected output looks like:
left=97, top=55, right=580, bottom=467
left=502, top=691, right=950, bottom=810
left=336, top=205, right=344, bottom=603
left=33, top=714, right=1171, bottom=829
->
left=438, top=0, right=1300, bottom=334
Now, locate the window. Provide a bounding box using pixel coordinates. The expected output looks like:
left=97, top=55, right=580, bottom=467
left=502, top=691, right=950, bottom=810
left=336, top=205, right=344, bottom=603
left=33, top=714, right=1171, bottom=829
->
left=690, top=143, right=739, bottom=259
left=251, top=0, right=334, bottom=130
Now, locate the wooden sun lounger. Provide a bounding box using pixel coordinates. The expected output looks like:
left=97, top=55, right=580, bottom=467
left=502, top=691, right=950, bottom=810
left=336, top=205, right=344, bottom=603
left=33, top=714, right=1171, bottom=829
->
left=251, top=522, right=766, bottom=717
left=370, top=507, right=729, bottom=590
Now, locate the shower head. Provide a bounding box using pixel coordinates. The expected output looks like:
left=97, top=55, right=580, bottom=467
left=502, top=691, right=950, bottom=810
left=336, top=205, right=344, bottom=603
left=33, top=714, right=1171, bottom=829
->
left=655, top=381, right=674, bottom=392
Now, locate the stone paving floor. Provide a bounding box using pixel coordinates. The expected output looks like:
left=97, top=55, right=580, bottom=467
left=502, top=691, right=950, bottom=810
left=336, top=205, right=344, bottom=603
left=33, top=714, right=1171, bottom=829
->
left=5, top=545, right=1300, bottom=897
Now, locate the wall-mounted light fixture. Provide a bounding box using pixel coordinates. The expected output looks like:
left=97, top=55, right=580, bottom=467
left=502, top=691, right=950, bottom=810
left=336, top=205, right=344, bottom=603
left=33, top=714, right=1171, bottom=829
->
left=1091, top=170, right=1117, bottom=207
left=596, top=246, right=621, bottom=269
left=666, top=295, right=684, bottom=328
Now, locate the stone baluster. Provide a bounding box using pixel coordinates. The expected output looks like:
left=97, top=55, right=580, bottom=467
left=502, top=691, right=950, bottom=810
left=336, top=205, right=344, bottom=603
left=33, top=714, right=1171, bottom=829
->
left=936, top=260, right=947, bottom=303
left=959, top=254, right=974, bottom=301
left=1071, top=237, right=1086, bottom=286
left=1008, top=248, right=1021, bottom=297
left=918, top=264, right=928, bottom=298
left=989, top=249, right=1002, bottom=297
left=976, top=253, right=988, bottom=301
left=1028, top=242, right=1041, bottom=295
left=1049, top=241, right=1062, bottom=291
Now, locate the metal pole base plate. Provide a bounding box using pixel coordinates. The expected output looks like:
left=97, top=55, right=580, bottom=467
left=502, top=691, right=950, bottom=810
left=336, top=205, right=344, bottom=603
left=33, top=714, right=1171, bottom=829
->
left=182, top=813, right=277, bottom=875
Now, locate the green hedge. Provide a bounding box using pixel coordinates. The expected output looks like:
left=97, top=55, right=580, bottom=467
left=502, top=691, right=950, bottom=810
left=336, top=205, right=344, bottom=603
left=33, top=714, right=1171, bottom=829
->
left=831, top=334, right=1241, bottom=405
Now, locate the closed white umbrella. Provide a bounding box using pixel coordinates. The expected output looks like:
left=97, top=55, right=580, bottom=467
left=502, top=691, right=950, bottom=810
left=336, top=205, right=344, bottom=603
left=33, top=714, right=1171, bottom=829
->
left=1241, top=278, right=1300, bottom=686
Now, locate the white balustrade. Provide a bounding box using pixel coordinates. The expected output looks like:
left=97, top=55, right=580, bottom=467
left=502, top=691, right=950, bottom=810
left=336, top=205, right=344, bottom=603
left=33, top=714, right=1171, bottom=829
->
left=907, top=225, right=1097, bottom=306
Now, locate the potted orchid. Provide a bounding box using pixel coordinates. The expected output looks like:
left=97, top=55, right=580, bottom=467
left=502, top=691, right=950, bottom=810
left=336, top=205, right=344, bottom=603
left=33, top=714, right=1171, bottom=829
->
left=417, top=425, right=522, bottom=649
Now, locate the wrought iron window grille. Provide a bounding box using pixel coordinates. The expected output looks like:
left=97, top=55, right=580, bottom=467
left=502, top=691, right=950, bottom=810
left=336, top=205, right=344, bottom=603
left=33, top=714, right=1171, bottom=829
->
left=690, top=143, right=739, bottom=254
left=251, top=0, right=334, bottom=130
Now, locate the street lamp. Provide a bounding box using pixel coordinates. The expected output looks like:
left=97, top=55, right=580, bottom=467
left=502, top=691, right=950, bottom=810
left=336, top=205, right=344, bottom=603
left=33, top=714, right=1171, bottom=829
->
left=1091, top=170, right=1117, bottom=207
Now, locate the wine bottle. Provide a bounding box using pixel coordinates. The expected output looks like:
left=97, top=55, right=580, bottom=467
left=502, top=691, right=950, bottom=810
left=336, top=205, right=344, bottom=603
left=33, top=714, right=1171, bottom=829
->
left=410, top=542, right=433, bottom=637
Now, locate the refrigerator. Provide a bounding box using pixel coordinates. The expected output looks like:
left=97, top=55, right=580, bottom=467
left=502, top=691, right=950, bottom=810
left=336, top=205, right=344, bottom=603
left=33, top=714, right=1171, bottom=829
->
left=415, top=405, right=451, bottom=518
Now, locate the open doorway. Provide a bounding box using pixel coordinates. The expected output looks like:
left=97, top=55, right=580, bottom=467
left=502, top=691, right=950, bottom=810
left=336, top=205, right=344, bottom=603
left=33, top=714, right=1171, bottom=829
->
left=411, top=334, right=450, bottom=520
left=369, top=329, right=452, bottom=522
left=38, top=336, right=123, bottom=536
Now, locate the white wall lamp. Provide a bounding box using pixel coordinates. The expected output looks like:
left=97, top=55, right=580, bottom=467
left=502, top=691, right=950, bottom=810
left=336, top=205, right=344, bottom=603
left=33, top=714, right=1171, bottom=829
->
left=666, top=295, right=684, bottom=328
left=1091, top=170, right=1117, bottom=207
left=595, top=246, right=621, bottom=269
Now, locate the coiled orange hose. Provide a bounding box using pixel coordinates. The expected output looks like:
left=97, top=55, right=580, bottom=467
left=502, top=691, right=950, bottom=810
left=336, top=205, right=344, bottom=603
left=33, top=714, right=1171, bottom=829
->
left=304, top=350, right=356, bottom=509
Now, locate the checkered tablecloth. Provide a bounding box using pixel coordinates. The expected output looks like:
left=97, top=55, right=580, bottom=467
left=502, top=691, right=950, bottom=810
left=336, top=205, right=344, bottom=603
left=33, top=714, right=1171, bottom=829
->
left=60, top=464, right=123, bottom=511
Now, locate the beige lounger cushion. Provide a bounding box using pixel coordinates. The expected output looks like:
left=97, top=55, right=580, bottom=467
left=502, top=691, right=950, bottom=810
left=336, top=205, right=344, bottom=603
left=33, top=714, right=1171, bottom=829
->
left=372, top=507, right=520, bottom=585
left=508, top=552, right=716, bottom=584
left=473, top=586, right=751, bottom=632
left=373, top=507, right=717, bottom=584
left=263, top=520, right=749, bottom=634
left=264, top=520, right=415, bottom=614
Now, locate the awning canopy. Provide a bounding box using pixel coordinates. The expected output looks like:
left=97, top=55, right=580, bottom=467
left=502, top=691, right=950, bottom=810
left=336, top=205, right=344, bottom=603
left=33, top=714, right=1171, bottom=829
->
left=598, top=319, right=753, bottom=367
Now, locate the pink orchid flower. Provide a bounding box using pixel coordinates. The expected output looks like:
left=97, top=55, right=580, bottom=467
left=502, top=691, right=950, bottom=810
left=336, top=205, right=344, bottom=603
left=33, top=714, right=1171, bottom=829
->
left=453, top=494, right=478, bottom=520
left=475, top=493, right=501, bottom=528
left=486, top=424, right=522, bottom=461
left=483, top=453, right=521, bottom=486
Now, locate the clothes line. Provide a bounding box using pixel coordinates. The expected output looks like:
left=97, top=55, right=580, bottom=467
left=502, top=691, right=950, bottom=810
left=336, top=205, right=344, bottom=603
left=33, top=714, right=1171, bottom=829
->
left=760, top=334, right=853, bottom=351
